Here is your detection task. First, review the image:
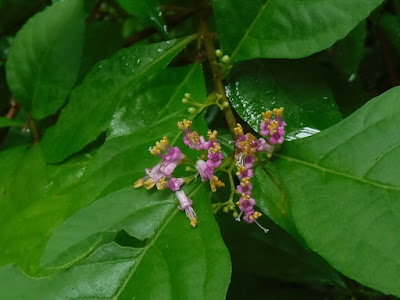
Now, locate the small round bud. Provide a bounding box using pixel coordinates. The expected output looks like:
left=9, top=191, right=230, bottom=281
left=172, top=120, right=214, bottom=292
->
left=232, top=211, right=239, bottom=218
left=221, top=55, right=230, bottom=64
left=223, top=206, right=229, bottom=213
left=211, top=203, right=217, bottom=209
left=215, top=49, right=223, bottom=57
left=222, top=101, right=229, bottom=108
left=182, top=98, right=189, bottom=104
left=228, top=204, right=235, bottom=210
left=188, top=107, right=196, bottom=114
left=184, top=93, right=191, bottom=99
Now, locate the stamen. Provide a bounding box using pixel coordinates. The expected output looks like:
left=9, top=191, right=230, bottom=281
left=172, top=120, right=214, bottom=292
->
left=235, top=211, right=243, bottom=221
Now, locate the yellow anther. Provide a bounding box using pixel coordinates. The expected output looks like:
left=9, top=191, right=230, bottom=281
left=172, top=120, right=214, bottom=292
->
left=241, top=193, right=250, bottom=200
left=210, top=142, right=221, bottom=154
left=249, top=215, right=254, bottom=220
left=262, top=110, right=272, bottom=121
left=156, top=178, right=167, bottom=190
left=188, top=131, right=200, bottom=144
left=134, top=179, right=144, bottom=188
left=236, top=164, right=246, bottom=176
left=253, top=211, right=262, bottom=219
left=190, top=217, right=198, bottom=228
left=210, top=175, right=225, bottom=192
left=240, top=177, right=250, bottom=186
left=234, top=123, right=244, bottom=136
left=267, top=121, right=279, bottom=133
left=144, top=178, right=155, bottom=190
left=273, top=107, right=284, bottom=117
left=236, top=201, right=241, bottom=207
left=178, top=119, right=192, bottom=131
left=150, top=137, right=169, bottom=155
left=207, top=130, right=218, bottom=140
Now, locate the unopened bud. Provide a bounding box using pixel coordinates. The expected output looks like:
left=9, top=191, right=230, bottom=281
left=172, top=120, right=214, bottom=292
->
left=182, top=98, right=189, bottom=104
left=221, top=55, right=230, bottom=64
left=184, top=93, right=191, bottom=99
left=188, top=107, right=196, bottom=114
left=222, top=101, right=229, bottom=108
left=228, top=204, right=235, bottom=210
left=215, top=49, right=223, bottom=57
left=223, top=206, right=229, bottom=213
left=232, top=211, right=239, bottom=218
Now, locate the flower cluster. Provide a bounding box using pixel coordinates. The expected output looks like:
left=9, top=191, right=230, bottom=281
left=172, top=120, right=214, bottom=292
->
left=134, top=136, right=197, bottom=227
left=178, top=120, right=225, bottom=192
left=260, top=107, right=287, bottom=145
left=134, top=100, right=287, bottom=232
left=233, top=124, right=268, bottom=233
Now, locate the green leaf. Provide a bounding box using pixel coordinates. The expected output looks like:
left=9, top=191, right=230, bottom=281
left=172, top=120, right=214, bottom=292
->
left=79, top=20, right=124, bottom=79
left=109, top=64, right=206, bottom=138
left=212, top=0, right=384, bottom=60
left=256, top=86, right=400, bottom=296
left=116, top=0, right=166, bottom=35
left=0, top=66, right=206, bottom=274
left=2, top=184, right=231, bottom=299
left=0, top=117, right=25, bottom=128
left=41, top=36, right=195, bottom=164
left=227, top=60, right=342, bottom=139
left=5, top=0, right=85, bottom=120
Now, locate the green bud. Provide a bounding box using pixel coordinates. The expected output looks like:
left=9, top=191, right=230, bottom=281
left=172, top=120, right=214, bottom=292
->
left=221, top=55, right=231, bottom=64
left=188, top=107, right=196, bottom=114
left=215, top=49, right=223, bottom=57
left=228, top=204, right=235, bottom=210
left=182, top=98, right=189, bottom=104
left=184, top=93, right=191, bottom=99
left=223, top=206, right=229, bottom=213
left=222, top=101, right=229, bottom=108
left=232, top=211, right=239, bottom=218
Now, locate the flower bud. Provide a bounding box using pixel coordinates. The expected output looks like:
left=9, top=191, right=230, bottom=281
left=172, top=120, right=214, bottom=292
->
left=184, top=93, right=191, bottom=99
left=215, top=49, right=223, bottom=57
left=222, top=101, right=229, bottom=108
left=223, top=206, right=229, bottom=213
left=221, top=55, right=230, bottom=64
left=182, top=98, right=189, bottom=104
left=232, top=211, right=239, bottom=218
left=188, top=107, right=196, bottom=114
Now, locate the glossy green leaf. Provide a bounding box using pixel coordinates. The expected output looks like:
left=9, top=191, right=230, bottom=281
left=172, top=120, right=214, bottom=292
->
left=5, top=0, right=85, bottom=119
left=1, top=184, right=231, bottom=299
left=41, top=36, right=194, bottom=163
left=255, top=86, right=400, bottom=296
left=0, top=66, right=207, bottom=274
left=227, top=60, right=342, bottom=139
left=116, top=0, right=166, bottom=35
left=0, top=117, right=25, bottom=128
left=213, top=0, right=384, bottom=60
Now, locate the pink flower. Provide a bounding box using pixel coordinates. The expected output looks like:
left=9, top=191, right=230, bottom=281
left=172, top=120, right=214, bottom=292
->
left=176, top=190, right=197, bottom=227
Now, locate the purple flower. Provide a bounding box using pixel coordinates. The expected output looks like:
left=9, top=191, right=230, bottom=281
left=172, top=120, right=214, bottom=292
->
left=134, top=137, right=184, bottom=190
left=176, top=190, right=197, bottom=227
left=260, top=108, right=287, bottom=145
left=167, top=178, right=184, bottom=192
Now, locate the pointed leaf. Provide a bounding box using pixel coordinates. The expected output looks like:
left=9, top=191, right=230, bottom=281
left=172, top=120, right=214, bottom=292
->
left=41, top=36, right=195, bottom=163
left=2, top=185, right=231, bottom=299
left=213, top=0, right=384, bottom=60
left=255, top=86, right=400, bottom=296
left=5, top=0, right=85, bottom=119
